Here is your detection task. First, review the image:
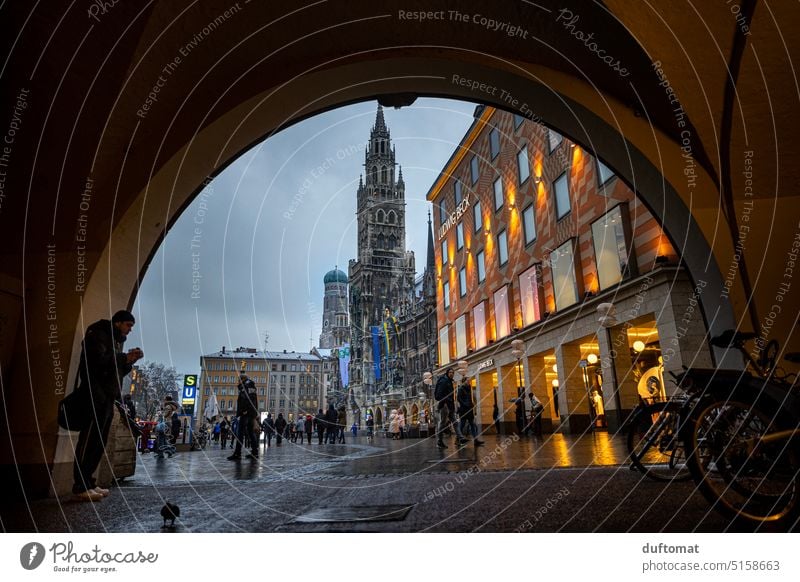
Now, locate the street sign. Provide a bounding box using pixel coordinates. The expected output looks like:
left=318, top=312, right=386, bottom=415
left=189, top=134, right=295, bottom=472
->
left=182, top=374, right=198, bottom=405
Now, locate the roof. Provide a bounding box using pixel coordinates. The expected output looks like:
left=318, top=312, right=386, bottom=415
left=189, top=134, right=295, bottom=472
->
left=324, top=268, right=348, bottom=284
left=202, top=349, right=322, bottom=361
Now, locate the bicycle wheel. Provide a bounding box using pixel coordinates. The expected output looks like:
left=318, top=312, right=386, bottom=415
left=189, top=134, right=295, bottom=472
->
left=627, top=402, right=691, bottom=481
left=686, top=399, right=800, bottom=530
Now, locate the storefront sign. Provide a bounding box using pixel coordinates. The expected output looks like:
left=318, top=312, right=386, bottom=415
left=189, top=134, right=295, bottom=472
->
left=182, top=374, right=197, bottom=405
left=438, top=192, right=471, bottom=240
left=477, top=358, right=494, bottom=371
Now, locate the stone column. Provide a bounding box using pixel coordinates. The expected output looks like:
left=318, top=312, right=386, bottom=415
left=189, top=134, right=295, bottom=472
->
left=597, top=328, right=623, bottom=433
left=554, top=343, right=588, bottom=433
left=526, top=354, right=551, bottom=431
left=607, top=325, right=640, bottom=420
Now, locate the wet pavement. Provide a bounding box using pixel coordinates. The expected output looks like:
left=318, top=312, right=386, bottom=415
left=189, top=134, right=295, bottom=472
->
left=1, top=433, right=734, bottom=532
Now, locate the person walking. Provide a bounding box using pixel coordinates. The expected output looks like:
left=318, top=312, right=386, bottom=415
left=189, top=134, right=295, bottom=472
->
left=434, top=368, right=457, bottom=449
left=262, top=413, right=275, bottom=448
left=457, top=378, right=485, bottom=447
left=274, top=413, right=287, bottom=445
left=212, top=422, right=221, bottom=443
left=70, top=310, right=143, bottom=501
left=227, top=373, right=259, bottom=461
left=305, top=414, right=313, bottom=444
left=220, top=416, right=230, bottom=449
left=325, top=403, right=338, bottom=444
left=397, top=409, right=406, bottom=439
left=528, top=392, right=544, bottom=436
left=365, top=415, right=374, bottom=442
left=314, top=409, right=326, bottom=444
left=295, top=415, right=306, bottom=444
left=350, top=422, right=358, bottom=438
left=388, top=409, right=399, bottom=439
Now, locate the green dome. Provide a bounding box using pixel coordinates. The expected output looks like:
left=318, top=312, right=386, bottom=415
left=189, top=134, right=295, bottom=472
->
left=324, top=269, right=348, bottom=284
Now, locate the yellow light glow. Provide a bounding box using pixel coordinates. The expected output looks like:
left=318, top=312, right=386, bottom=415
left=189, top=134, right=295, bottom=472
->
left=552, top=364, right=558, bottom=373
left=633, top=340, right=646, bottom=352
left=587, top=353, right=598, bottom=365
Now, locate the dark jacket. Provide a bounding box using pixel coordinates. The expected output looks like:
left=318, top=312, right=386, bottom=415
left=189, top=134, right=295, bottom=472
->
left=434, top=374, right=455, bottom=409
left=337, top=408, right=347, bottom=427
left=457, top=383, right=474, bottom=419
left=274, top=415, right=287, bottom=434
left=262, top=417, right=275, bottom=434
left=78, top=319, right=132, bottom=409
left=314, top=411, right=326, bottom=431
left=236, top=378, right=259, bottom=418
left=325, top=404, right=338, bottom=426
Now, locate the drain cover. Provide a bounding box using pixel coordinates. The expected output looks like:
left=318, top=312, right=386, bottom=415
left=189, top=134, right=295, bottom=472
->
left=291, top=504, right=414, bottom=524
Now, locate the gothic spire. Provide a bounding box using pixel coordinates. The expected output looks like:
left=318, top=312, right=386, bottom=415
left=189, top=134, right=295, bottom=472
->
left=397, top=165, right=404, bottom=187
left=373, top=104, right=386, bottom=133
left=426, top=209, right=435, bottom=270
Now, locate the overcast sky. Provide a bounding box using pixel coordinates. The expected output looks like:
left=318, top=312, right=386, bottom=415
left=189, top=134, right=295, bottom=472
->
left=128, top=98, right=477, bottom=377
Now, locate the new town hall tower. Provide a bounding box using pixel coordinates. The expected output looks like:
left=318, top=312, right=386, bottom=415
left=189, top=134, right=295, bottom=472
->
left=348, top=105, right=416, bottom=419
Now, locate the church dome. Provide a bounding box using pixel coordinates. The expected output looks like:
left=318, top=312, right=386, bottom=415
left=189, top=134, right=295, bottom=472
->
left=324, top=269, right=348, bottom=284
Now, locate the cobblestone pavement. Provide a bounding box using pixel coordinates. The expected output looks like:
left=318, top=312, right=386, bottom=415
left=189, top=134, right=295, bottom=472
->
left=2, top=433, right=734, bottom=532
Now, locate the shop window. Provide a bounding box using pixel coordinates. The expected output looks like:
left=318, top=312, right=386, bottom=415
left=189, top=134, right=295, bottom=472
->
left=494, top=285, right=510, bottom=339
left=553, top=172, right=571, bottom=219
left=443, top=281, right=450, bottom=310
left=441, top=240, right=448, bottom=265
left=439, top=326, right=451, bottom=366
left=459, top=266, right=467, bottom=297
left=473, top=199, right=483, bottom=232
left=473, top=302, right=487, bottom=349
left=456, top=222, right=464, bottom=250
left=454, top=180, right=463, bottom=205
left=470, top=155, right=480, bottom=184
left=493, top=177, right=503, bottom=211
left=548, top=129, right=563, bottom=153
left=550, top=240, right=579, bottom=310
left=455, top=315, right=468, bottom=358
left=522, top=204, right=536, bottom=245
left=517, top=146, right=530, bottom=184
left=489, top=128, right=500, bottom=159
left=476, top=250, right=486, bottom=282
left=592, top=206, right=629, bottom=290
left=497, top=230, right=508, bottom=266
left=519, top=265, right=542, bottom=326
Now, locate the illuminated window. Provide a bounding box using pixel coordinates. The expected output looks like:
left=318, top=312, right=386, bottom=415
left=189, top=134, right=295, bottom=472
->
left=473, top=199, right=482, bottom=232
left=592, top=206, right=629, bottom=290
left=489, top=128, right=500, bottom=159
left=498, top=230, right=508, bottom=266
left=517, top=146, right=530, bottom=184
left=493, top=177, right=503, bottom=211
left=470, top=155, right=480, bottom=184
left=476, top=250, right=486, bottom=283
left=455, top=315, right=468, bottom=358
left=494, top=285, right=510, bottom=339
left=548, top=129, right=563, bottom=153
left=439, top=326, right=451, bottom=366
left=441, top=240, right=448, bottom=265
left=443, top=281, right=450, bottom=310
left=456, top=222, right=464, bottom=250
left=522, top=204, right=536, bottom=245
left=519, top=265, right=541, bottom=326
left=551, top=240, right=578, bottom=310
left=459, top=267, right=467, bottom=297
left=473, top=301, right=487, bottom=349
left=554, top=172, right=571, bottom=219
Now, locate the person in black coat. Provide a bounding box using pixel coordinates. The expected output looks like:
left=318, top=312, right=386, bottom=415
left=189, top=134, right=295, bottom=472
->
left=435, top=368, right=465, bottom=448
left=274, top=413, right=287, bottom=445
left=314, top=409, right=326, bottom=444
left=457, top=379, right=484, bottom=446
left=228, top=373, right=259, bottom=460
left=325, top=403, right=338, bottom=444
left=261, top=413, right=275, bottom=448
left=71, top=310, right=143, bottom=501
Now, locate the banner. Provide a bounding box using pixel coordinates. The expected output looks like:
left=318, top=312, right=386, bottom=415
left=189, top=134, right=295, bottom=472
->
left=371, top=326, right=382, bottom=380
left=203, top=392, right=220, bottom=422
left=338, top=343, right=350, bottom=387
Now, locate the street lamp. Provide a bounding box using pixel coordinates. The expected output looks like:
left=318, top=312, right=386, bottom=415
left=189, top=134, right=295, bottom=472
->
left=597, top=303, right=623, bottom=429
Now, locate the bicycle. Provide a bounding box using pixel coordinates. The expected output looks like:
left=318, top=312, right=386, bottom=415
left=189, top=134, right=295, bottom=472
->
left=626, top=394, right=693, bottom=481
left=678, top=331, right=800, bottom=530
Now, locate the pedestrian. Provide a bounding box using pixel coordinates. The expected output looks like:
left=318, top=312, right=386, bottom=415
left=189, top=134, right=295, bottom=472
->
left=305, top=414, right=313, bottom=443
left=511, top=388, right=526, bottom=435
left=227, top=373, right=260, bottom=461
left=314, top=409, right=326, bottom=444
left=170, top=405, right=182, bottom=445
left=389, top=409, right=399, bottom=439
left=212, top=422, right=220, bottom=442
left=274, top=413, right=287, bottom=445
left=435, top=368, right=466, bottom=449
left=397, top=409, right=406, bottom=439
left=262, top=413, right=275, bottom=447
left=220, top=416, right=230, bottom=449
left=457, top=378, right=485, bottom=447
left=528, top=392, right=544, bottom=436
left=337, top=405, right=347, bottom=443
left=325, top=403, right=338, bottom=444
left=365, top=415, right=374, bottom=442
left=350, top=422, right=358, bottom=438
left=70, top=310, right=143, bottom=501
left=295, top=415, right=306, bottom=444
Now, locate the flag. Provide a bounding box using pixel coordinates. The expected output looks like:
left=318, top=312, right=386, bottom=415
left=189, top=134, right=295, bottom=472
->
left=371, top=326, right=382, bottom=380
left=204, top=392, right=220, bottom=422
left=339, top=343, right=351, bottom=387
